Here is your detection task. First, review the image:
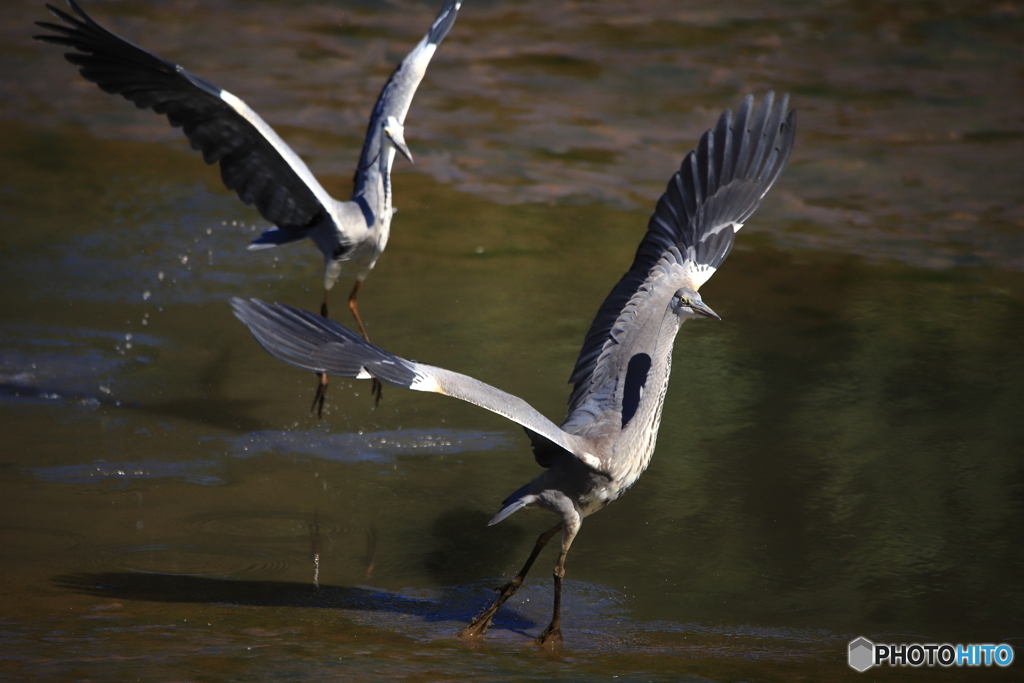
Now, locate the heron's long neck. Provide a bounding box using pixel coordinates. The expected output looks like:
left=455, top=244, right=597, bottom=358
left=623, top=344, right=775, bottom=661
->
left=352, top=142, right=396, bottom=230
left=609, top=313, right=684, bottom=485
left=379, top=144, right=397, bottom=221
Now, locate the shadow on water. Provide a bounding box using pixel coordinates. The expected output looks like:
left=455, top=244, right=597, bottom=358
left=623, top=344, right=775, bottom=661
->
left=139, top=345, right=273, bottom=433
left=423, top=508, right=529, bottom=586
left=52, top=571, right=538, bottom=633
left=139, top=396, right=269, bottom=434
left=4, top=0, right=1024, bottom=678
left=51, top=509, right=545, bottom=637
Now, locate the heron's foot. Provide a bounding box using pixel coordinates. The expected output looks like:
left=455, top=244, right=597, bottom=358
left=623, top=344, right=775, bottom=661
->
left=371, top=377, right=383, bottom=407
left=457, top=612, right=495, bottom=639
left=535, top=624, right=563, bottom=649
left=457, top=577, right=523, bottom=639
left=311, top=373, right=328, bottom=418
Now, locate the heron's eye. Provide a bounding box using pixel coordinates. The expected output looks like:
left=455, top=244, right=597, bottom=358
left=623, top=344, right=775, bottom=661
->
left=678, top=297, right=691, bottom=306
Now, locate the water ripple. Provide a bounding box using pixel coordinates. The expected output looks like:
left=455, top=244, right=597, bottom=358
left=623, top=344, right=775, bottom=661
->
left=24, top=459, right=224, bottom=487
left=224, top=428, right=514, bottom=463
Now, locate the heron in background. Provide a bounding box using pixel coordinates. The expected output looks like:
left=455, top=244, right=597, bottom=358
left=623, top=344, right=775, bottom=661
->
left=233, top=93, right=796, bottom=646
left=35, top=0, right=463, bottom=414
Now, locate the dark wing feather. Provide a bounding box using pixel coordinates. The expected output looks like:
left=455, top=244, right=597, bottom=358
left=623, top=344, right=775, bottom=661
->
left=35, top=0, right=329, bottom=234
left=232, top=298, right=420, bottom=386
left=566, top=93, right=796, bottom=413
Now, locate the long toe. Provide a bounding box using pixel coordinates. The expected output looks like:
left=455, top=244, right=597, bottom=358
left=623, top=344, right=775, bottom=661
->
left=536, top=625, right=563, bottom=649
left=457, top=615, right=495, bottom=639
left=456, top=576, right=524, bottom=639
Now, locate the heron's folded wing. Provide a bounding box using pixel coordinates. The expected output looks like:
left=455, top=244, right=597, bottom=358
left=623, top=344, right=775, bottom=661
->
left=231, top=298, right=602, bottom=471
left=36, top=0, right=332, bottom=236
left=566, top=93, right=796, bottom=418
left=353, top=0, right=461, bottom=196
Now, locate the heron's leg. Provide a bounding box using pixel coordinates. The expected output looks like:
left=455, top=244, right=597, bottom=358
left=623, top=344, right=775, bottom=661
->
left=458, top=523, right=562, bottom=639
left=347, top=280, right=369, bottom=340
left=310, top=290, right=331, bottom=418
left=536, top=518, right=581, bottom=648
left=347, top=280, right=383, bottom=405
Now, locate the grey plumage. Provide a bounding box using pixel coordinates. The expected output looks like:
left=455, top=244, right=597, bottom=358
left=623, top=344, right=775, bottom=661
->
left=35, top=0, right=461, bottom=327
left=36, top=0, right=462, bottom=414
left=234, top=93, right=795, bottom=645
left=567, top=93, right=794, bottom=424
left=232, top=299, right=588, bottom=464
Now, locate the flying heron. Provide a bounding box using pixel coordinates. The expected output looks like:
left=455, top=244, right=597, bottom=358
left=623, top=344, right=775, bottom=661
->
left=232, top=93, right=796, bottom=645
left=35, top=0, right=463, bottom=414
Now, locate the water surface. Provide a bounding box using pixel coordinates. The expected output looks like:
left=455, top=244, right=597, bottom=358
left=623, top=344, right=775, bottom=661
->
left=2, top=0, right=1023, bottom=680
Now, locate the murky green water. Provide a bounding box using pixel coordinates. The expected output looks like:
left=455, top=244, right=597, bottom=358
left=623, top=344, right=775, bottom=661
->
left=2, top=0, right=1022, bottom=680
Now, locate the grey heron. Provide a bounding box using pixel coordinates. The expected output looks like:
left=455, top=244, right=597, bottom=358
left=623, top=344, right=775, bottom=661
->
left=232, top=93, right=796, bottom=645
left=35, top=0, right=462, bottom=414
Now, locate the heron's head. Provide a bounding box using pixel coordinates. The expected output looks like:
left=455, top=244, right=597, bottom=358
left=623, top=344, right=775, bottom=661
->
left=382, top=115, right=413, bottom=162
left=671, top=287, right=720, bottom=320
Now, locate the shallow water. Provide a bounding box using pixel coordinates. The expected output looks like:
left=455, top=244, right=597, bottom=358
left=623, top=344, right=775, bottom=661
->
left=2, top=0, right=1023, bottom=680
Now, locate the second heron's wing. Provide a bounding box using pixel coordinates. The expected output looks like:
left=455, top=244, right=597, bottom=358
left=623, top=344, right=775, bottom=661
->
left=566, top=93, right=796, bottom=421
left=352, top=0, right=461, bottom=197
left=35, top=0, right=334, bottom=237
left=231, top=298, right=602, bottom=471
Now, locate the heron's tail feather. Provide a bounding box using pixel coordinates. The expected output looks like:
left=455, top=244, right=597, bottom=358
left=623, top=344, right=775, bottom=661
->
left=231, top=298, right=418, bottom=388
left=248, top=228, right=305, bottom=249
left=489, top=483, right=535, bottom=526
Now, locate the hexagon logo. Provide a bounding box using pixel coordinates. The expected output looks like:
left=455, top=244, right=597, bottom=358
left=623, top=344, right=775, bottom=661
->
left=849, top=637, right=875, bottom=672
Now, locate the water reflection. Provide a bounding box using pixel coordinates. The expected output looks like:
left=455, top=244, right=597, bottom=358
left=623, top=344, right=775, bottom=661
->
left=2, top=0, right=1023, bottom=680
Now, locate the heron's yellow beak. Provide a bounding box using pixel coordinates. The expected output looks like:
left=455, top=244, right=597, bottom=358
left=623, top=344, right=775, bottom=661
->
left=383, top=117, right=413, bottom=163
left=690, top=300, right=720, bottom=320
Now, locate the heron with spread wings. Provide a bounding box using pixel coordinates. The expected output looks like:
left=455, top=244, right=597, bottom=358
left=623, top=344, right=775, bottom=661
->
left=238, top=92, right=794, bottom=646
left=35, top=0, right=462, bottom=413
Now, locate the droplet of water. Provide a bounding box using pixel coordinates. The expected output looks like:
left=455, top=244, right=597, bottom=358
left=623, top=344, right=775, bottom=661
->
left=142, top=290, right=151, bottom=300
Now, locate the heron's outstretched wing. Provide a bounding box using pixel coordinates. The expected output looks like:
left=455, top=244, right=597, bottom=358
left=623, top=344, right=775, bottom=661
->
left=352, top=0, right=461, bottom=197
left=567, top=93, right=796, bottom=416
left=35, top=0, right=333, bottom=235
left=231, top=298, right=602, bottom=470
